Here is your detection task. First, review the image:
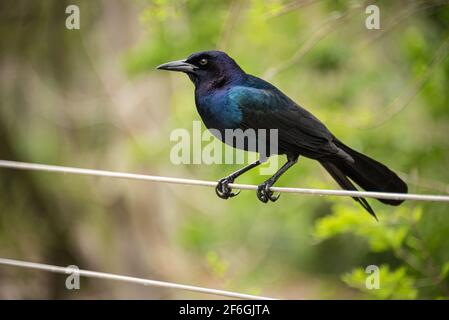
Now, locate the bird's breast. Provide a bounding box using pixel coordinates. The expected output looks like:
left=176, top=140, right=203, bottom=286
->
left=195, top=90, right=242, bottom=132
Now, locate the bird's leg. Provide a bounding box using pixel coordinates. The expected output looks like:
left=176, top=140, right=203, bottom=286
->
left=216, top=159, right=263, bottom=200
left=257, top=155, right=298, bottom=203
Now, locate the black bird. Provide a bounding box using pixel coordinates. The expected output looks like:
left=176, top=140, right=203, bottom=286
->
left=157, top=50, right=407, bottom=217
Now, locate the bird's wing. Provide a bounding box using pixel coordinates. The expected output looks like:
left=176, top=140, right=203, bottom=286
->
left=228, top=85, right=336, bottom=156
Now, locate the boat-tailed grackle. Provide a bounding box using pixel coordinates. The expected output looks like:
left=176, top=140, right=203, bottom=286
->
left=158, top=51, right=408, bottom=218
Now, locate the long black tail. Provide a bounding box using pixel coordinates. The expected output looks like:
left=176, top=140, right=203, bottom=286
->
left=320, top=140, right=408, bottom=218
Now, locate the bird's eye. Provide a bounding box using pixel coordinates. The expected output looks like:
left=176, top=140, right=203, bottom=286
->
left=199, top=58, right=208, bottom=66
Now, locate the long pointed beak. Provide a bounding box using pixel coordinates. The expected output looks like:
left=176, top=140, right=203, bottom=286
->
left=156, top=59, right=197, bottom=73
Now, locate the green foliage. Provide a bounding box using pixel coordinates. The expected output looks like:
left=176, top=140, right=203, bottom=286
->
left=441, top=262, right=449, bottom=280
left=314, top=203, right=449, bottom=298
left=206, top=251, right=229, bottom=278
left=314, top=205, right=421, bottom=252
left=342, top=265, right=417, bottom=299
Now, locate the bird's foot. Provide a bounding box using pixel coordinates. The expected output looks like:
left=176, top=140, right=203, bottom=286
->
left=215, top=176, right=240, bottom=200
left=256, top=181, right=280, bottom=203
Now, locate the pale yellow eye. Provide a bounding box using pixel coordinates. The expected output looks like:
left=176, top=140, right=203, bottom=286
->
left=199, top=58, right=208, bottom=66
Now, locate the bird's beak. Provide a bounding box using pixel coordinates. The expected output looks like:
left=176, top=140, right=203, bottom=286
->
left=156, top=59, right=197, bottom=73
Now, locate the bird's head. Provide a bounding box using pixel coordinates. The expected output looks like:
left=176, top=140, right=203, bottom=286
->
left=157, top=50, right=244, bottom=87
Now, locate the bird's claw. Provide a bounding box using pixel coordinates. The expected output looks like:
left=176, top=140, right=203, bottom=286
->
left=257, top=182, right=280, bottom=203
left=215, top=177, right=240, bottom=200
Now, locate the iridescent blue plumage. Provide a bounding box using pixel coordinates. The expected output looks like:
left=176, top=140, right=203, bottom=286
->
left=195, top=88, right=242, bottom=130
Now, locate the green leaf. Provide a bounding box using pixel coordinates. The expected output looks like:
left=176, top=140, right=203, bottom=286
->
left=313, top=204, right=418, bottom=252
left=206, top=251, right=229, bottom=278
left=342, top=265, right=417, bottom=299
left=441, top=262, right=449, bottom=279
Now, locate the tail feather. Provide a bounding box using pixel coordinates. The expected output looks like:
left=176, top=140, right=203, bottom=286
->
left=320, top=139, right=408, bottom=217
left=333, top=139, right=408, bottom=205
left=321, top=161, right=377, bottom=219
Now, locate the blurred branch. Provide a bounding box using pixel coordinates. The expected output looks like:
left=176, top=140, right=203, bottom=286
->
left=360, top=34, right=449, bottom=129
left=217, top=0, right=243, bottom=50
left=264, top=0, right=321, bottom=19
left=400, top=170, right=449, bottom=195
left=356, top=0, right=449, bottom=50
left=263, top=1, right=365, bottom=80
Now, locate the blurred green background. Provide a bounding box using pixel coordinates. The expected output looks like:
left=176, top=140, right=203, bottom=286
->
left=0, top=0, right=448, bottom=299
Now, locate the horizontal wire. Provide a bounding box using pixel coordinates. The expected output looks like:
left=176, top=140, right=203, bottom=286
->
left=0, top=258, right=275, bottom=300
left=1, top=160, right=449, bottom=202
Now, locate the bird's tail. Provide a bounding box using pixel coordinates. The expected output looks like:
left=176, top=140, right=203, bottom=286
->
left=320, top=140, right=408, bottom=218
